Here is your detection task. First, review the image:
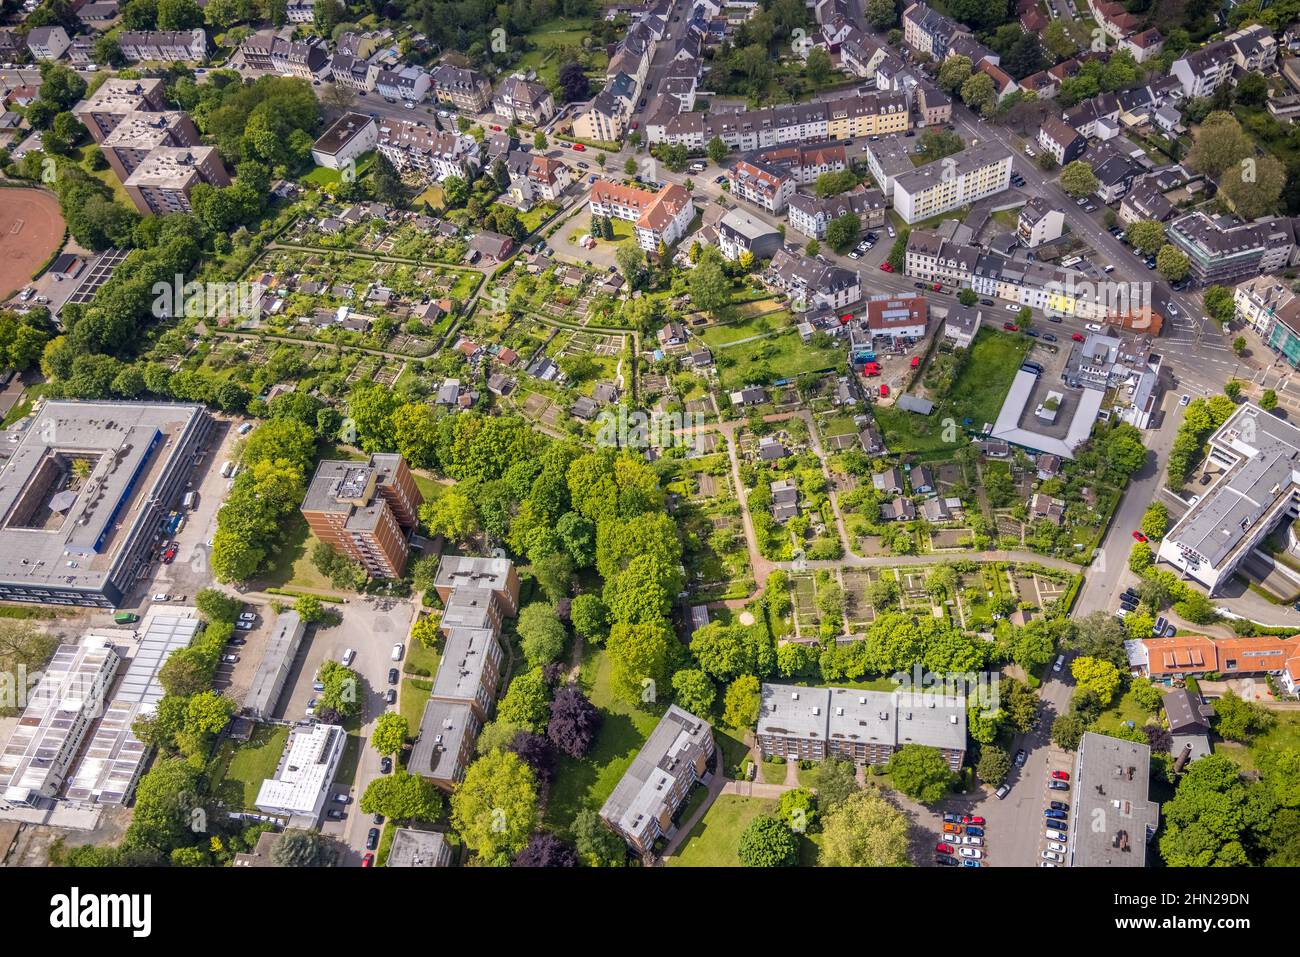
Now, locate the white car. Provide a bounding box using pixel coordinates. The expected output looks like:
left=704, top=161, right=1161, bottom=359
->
left=1005, top=303, right=1019, bottom=312
left=1048, top=841, right=1067, bottom=852
left=1045, top=828, right=1067, bottom=841
left=391, top=642, right=404, bottom=661
left=1086, top=323, right=1103, bottom=332
left=239, top=612, right=256, bottom=622
left=1179, top=394, right=1190, bottom=406
left=341, top=648, right=356, bottom=666
left=1166, top=302, right=1178, bottom=316
left=958, top=847, right=983, bottom=859
left=1053, top=655, right=1064, bottom=672
left=960, top=835, right=984, bottom=846
left=1041, top=850, right=1064, bottom=863
left=152, top=593, right=172, bottom=602
left=1040, top=861, right=1059, bottom=867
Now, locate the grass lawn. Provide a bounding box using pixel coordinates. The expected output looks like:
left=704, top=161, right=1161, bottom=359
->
left=208, top=724, right=290, bottom=810
left=700, top=310, right=794, bottom=348
left=1218, top=710, right=1300, bottom=772
left=400, top=677, right=433, bottom=739
left=250, top=514, right=332, bottom=592
left=516, top=18, right=609, bottom=87
left=717, top=328, right=843, bottom=392
left=543, top=649, right=664, bottom=836
left=760, top=759, right=789, bottom=785
left=335, top=733, right=364, bottom=787
left=666, top=795, right=775, bottom=867
left=1091, top=686, right=1157, bottom=737
left=302, top=152, right=376, bottom=189
left=402, top=639, right=441, bottom=678
left=875, top=328, right=1030, bottom=455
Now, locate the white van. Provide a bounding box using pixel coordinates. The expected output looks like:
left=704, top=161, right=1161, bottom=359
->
left=1053, top=655, right=1064, bottom=673
left=341, top=648, right=356, bottom=666
left=219, top=460, right=234, bottom=478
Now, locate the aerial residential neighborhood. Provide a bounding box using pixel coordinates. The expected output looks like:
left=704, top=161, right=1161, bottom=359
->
left=0, top=0, right=1294, bottom=918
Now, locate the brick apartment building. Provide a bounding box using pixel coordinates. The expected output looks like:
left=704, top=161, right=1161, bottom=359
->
left=101, top=111, right=201, bottom=181
left=122, top=145, right=231, bottom=216
left=299, top=453, right=422, bottom=578
left=74, top=78, right=167, bottom=143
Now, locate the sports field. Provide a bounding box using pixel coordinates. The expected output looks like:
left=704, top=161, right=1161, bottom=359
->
left=0, top=188, right=65, bottom=298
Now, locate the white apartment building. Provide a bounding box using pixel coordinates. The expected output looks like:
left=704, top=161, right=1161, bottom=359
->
left=891, top=142, right=1012, bottom=224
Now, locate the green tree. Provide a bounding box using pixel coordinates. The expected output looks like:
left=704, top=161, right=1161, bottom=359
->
left=1156, top=244, right=1190, bottom=282
left=271, top=828, right=336, bottom=867
left=1140, top=503, right=1168, bottom=541
left=737, top=814, right=799, bottom=866
left=722, top=674, right=760, bottom=728
left=1213, top=690, right=1274, bottom=743
left=1051, top=713, right=1086, bottom=751
left=977, top=744, right=1011, bottom=785
left=818, top=788, right=910, bottom=866
left=1070, top=656, right=1121, bottom=706
left=1060, top=160, right=1099, bottom=198
left=1125, top=219, right=1166, bottom=256
left=370, top=712, right=408, bottom=756
left=517, top=602, right=568, bottom=667
left=887, top=744, right=954, bottom=804
left=572, top=807, right=627, bottom=866
left=450, top=751, right=539, bottom=862
left=707, top=136, right=729, bottom=165
left=360, top=769, right=444, bottom=822
left=671, top=668, right=717, bottom=716
left=937, top=54, right=972, bottom=94
left=498, top=666, right=552, bottom=731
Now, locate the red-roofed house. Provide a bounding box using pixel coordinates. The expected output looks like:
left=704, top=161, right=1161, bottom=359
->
left=589, top=179, right=694, bottom=252
left=866, top=295, right=928, bottom=340
left=1135, top=634, right=1300, bottom=683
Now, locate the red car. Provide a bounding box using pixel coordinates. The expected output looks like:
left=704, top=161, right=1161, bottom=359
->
left=935, top=842, right=955, bottom=854
left=911, top=356, right=920, bottom=368
left=572, top=143, right=586, bottom=151
left=490, top=124, right=502, bottom=131
left=1051, top=770, right=1070, bottom=781
left=880, top=262, right=894, bottom=272
left=931, top=282, right=941, bottom=291
left=1003, top=322, right=1019, bottom=332
left=361, top=852, right=374, bottom=867
left=863, top=362, right=881, bottom=377
left=879, top=384, right=890, bottom=398
left=1132, top=530, right=1148, bottom=543
left=161, top=546, right=177, bottom=564
left=962, top=815, right=986, bottom=825
left=840, top=314, right=854, bottom=323
left=1071, top=332, right=1085, bottom=342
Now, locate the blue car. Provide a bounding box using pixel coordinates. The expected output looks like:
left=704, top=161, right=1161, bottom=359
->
left=962, top=860, right=982, bottom=868
left=1045, top=809, right=1068, bottom=820
left=1049, top=801, right=1070, bottom=812
left=942, top=812, right=962, bottom=824
left=965, top=825, right=984, bottom=837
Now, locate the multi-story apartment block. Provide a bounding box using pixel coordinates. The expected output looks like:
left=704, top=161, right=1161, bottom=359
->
left=492, top=73, right=555, bottom=125
left=915, top=83, right=952, bottom=126
left=1118, top=178, right=1175, bottom=226
left=725, top=159, right=794, bottom=214
left=429, top=625, right=503, bottom=723
left=758, top=683, right=967, bottom=771
left=1088, top=0, right=1140, bottom=41
left=330, top=53, right=380, bottom=92
left=1165, top=211, right=1300, bottom=287
left=117, top=29, right=209, bottom=63
left=299, top=453, right=422, bottom=579
left=1068, top=734, right=1159, bottom=867
left=430, top=64, right=493, bottom=113
left=891, top=141, right=1012, bottom=224
left=573, top=87, right=632, bottom=142
left=100, top=111, right=201, bottom=181
left=1037, top=115, right=1086, bottom=166
left=377, top=66, right=431, bottom=103
left=787, top=185, right=886, bottom=239
left=765, top=248, right=861, bottom=312
left=123, top=145, right=230, bottom=216
left=1018, top=196, right=1064, bottom=248
left=25, top=25, right=70, bottom=61
left=1063, top=91, right=1120, bottom=139
left=285, top=0, right=315, bottom=21
left=651, top=92, right=907, bottom=150
left=599, top=705, right=714, bottom=855
left=74, top=77, right=167, bottom=143
left=1234, top=274, right=1300, bottom=366
left=504, top=150, right=572, bottom=207
left=863, top=134, right=916, bottom=199
left=716, top=208, right=782, bottom=262
left=590, top=179, right=694, bottom=252
left=902, top=1, right=963, bottom=60
left=1119, top=28, right=1165, bottom=63
left=376, top=119, right=479, bottom=182
left=752, top=141, right=846, bottom=185
left=432, top=555, right=521, bottom=617
left=1157, top=404, right=1300, bottom=593
left=410, top=699, right=480, bottom=789
left=310, top=111, right=379, bottom=171
left=240, top=33, right=328, bottom=78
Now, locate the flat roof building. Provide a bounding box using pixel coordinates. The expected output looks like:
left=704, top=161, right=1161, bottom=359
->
left=64, top=608, right=203, bottom=805
left=0, top=401, right=210, bottom=608
left=758, top=683, right=967, bottom=770
left=409, top=698, right=480, bottom=790
left=123, top=145, right=231, bottom=216
left=254, top=722, right=346, bottom=826
left=1067, top=732, right=1159, bottom=866
left=73, top=77, right=167, bottom=143
left=0, top=635, right=120, bottom=807
left=599, top=705, right=714, bottom=855
left=387, top=828, right=453, bottom=867
left=242, top=610, right=307, bottom=721
left=301, top=453, right=422, bottom=579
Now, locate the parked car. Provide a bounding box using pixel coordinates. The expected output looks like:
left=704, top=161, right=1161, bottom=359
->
left=1179, top=394, right=1191, bottom=406
left=1071, top=332, right=1085, bottom=342
left=326, top=809, right=345, bottom=820
left=238, top=612, right=256, bottom=622
left=1003, top=322, right=1019, bottom=332
left=385, top=688, right=397, bottom=705
left=1045, top=809, right=1068, bottom=820
left=1041, top=850, right=1064, bottom=863
left=361, top=853, right=374, bottom=867
left=221, top=654, right=239, bottom=664
left=333, top=793, right=350, bottom=804
left=152, top=593, right=172, bottom=602
left=960, top=835, right=983, bottom=846
left=995, top=784, right=1010, bottom=799
left=1047, top=841, right=1067, bottom=852
left=942, top=822, right=963, bottom=834
left=966, top=825, right=984, bottom=837
left=958, top=847, right=983, bottom=859
left=935, top=842, right=955, bottom=854
left=935, top=855, right=959, bottom=866
left=962, top=860, right=982, bottom=868
left=235, top=621, right=254, bottom=631
left=391, top=642, right=404, bottom=661
left=1014, top=749, right=1027, bottom=767
left=1045, top=828, right=1068, bottom=842
left=1049, top=780, right=1070, bottom=791
left=942, top=812, right=962, bottom=824
left=388, top=668, right=400, bottom=685
left=1051, top=770, right=1070, bottom=781
left=380, top=756, right=393, bottom=774
left=341, top=648, right=356, bottom=666
left=1132, top=530, right=1147, bottom=542
left=306, top=697, right=318, bottom=716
